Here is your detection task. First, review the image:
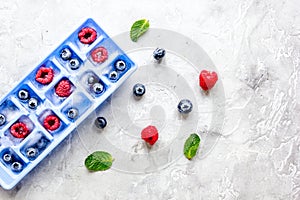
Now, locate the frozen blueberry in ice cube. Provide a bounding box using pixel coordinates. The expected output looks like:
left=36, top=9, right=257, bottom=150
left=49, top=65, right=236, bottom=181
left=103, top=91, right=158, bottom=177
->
left=36, top=137, right=49, bottom=150
left=67, top=108, right=79, bottom=119
left=92, top=82, right=104, bottom=94
left=109, top=71, right=118, bottom=81
left=0, top=114, right=6, bottom=126
left=3, top=153, right=12, bottom=163
left=69, top=58, right=80, bottom=70
left=28, top=97, right=38, bottom=109
left=18, top=89, right=29, bottom=101
left=114, top=60, right=126, bottom=71
left=11, top=161, right=22, bottom=172
left=26, top=147, right=39, bottom=159
left=60, top=48, right=72, bottom=61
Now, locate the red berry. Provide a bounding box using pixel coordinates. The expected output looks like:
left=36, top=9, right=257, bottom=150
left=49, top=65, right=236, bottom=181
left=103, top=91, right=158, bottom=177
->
left=35, top=67, right=54, bottom=85
left=141, top=125, right=159, bottom=145
left=199, top=70, right=218, bottom=91
left=43, top=115, right=60, bottom=131
left=78, top=27, right=97, bottom=44
left=91, top=47, right=108, bottom=63
left=55, top=79, right=72, bottom=97
left=10, top=122, right=30, bottom=138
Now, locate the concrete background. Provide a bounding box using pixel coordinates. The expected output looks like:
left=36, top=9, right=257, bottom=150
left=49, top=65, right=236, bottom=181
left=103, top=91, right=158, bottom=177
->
left=0, top=0, right=299, bottom=199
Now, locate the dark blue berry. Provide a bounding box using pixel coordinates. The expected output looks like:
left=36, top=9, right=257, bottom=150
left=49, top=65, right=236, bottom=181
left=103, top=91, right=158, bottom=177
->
left=0, top=114, right=6, bottom=126
left=133, top=83, right=146, bottom=97
left=69, top=58, right=80, bottom=70
left=109, top=71, right=118, bottom=80
left=153, top=48, right=166, bottom=61
left=28, top=97, right=38, bottom=109
left=114, top=60, right=126, bottom=71
left=26, top=147, right=39, bottom=159
left=36, top=137, right=49, bottom=150
left=92, top=82, right=104, bottom=94
left=3, top=153, right=12, bottom=163
left=18, top=89, right=29, bottom=101
left=87, top=76, right=97, bottom=84
left=11, top=161, right=22, bottom=172
left=95, top=117, right=107, bottom=129
left=67, top=108, right=79, bottom=119
left=178, top=99, right=193, bottom=114
left=60, top=48, right=72, bottom=61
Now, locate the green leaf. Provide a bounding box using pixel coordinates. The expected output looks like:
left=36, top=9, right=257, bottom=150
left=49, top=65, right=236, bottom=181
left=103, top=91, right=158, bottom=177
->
left=130, top=19, right=150, bottom=42
left=184, top=133, right=201, bottom=160
left=84, top=151, right=113, bottom=171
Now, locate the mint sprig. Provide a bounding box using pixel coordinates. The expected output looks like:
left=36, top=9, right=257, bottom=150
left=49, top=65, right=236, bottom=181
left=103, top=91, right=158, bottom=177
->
left=85, top=151, right=113, bottom=171
left=130, top=19, right=150, bottom=42
left=184, top=133, right=201, bottom=160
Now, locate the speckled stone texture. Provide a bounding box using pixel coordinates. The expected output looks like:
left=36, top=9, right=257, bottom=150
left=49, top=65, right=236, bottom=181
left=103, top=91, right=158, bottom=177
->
left=0, top=0, right=299, bottom=199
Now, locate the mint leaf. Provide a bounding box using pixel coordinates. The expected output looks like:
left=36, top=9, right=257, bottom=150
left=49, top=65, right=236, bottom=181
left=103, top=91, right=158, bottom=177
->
left=85, top=151, right=113, bottom=171
left=130, top=19, right=150, bottom=42
left=184, top=133, right=201, bottom=160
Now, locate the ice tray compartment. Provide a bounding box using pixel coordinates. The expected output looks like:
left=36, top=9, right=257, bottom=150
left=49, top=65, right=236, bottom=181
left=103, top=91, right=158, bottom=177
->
left=0, top=99, right=22, bottom=130
left=20, top=131, right=51, bottom=161
left=0, top=148, right=27, bottom=174
left=79, top=71, right=108, bottom=98
left=56, top=45, right=83, bottom=73
left=0, top=18, right=137, bottom=190
left=45, top=77, right=76, bottom=106
left=30, top=60, right=61, bottom=90
left=73, top=19, right=108, bottom=52
left=14, top=84, right=44, bottom=112
left=38, top=109, right=67, bottom=134
left=61, top=92, right=93, bottom=122
left=4, top=115, right=35, bottom=146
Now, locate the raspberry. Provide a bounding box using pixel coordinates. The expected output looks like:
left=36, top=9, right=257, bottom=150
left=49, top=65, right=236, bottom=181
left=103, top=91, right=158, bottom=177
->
left=141, top=125, right=159, bottom=145
left=199, top=70, right=218, bottom=91
left=55, top=79, right=72, bottom=97
left=78, top=27, right=97, bottom=44
left=35, top=67, right=54, bottom=85
left=91, top=47, right=108, bottom=63
left=10, top=122, right=30, bottom=138
left=43, top=115, right=60, bottom=131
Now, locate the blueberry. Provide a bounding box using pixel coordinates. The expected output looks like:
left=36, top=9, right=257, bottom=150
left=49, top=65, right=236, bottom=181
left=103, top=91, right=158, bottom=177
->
left=69, top=58, right=80, bottom=70
left=3, top=153, right=12, bottom=163
left=87, top=76, right=97, bottom=84
left=153, top=48, right=166, bottom=61
left=109, top=71, right=118, bottom=80
left=60, top=48, right=72, bottom=61
left=26, top=147, right=38, bottom=159
left=92, top=82, right=104, bottom=94
left=0, top=114, right=6, bottom=126
left=67, top=108, right=79, bottom=119
left=177, top=99, right=193, bottom=114
left=11, top=161, right=22, bottom=172
left=95, top=117, right=107, bottom=129
left=133, top=83, right=146, bottom=97
left=36, top=137, right=48, bottom=150
left=114, top=60, right=126, bottom=71
left=18, top=89, right=29, bottom=101
left=28, top=97, right=38, bottom=109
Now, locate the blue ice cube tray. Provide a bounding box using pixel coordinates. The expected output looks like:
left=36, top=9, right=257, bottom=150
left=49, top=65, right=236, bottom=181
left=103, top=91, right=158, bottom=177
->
left=0, top=18, right=137, bottom=190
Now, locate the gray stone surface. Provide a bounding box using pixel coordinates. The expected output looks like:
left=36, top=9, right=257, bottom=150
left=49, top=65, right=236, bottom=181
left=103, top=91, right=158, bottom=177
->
left=0, top=0, right=299, bottom=199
